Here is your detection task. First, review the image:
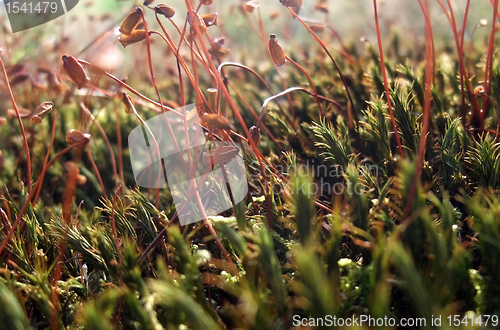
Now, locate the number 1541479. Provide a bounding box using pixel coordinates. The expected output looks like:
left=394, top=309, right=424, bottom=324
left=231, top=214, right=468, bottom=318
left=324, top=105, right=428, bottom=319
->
left=5, top=1, right=58, bottom=14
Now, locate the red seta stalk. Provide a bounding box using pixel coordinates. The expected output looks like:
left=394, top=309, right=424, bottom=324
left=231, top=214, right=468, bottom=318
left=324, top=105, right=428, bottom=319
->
left=404, top=0, right=434, bottom=220
left=437, top=0, right=481, bottom=129
left=0, top=57, right=32, bottom=194
left=0, top=141, right=88, bottom=256
left=481, top=0, right=499, bottom=128
left=372, top=0, right=405, bottom=158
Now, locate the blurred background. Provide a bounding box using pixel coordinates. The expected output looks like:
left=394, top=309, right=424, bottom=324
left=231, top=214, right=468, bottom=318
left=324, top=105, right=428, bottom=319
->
left=0, top=0, right=494, bottom=75
left=0, top=0, right=491, bottom=52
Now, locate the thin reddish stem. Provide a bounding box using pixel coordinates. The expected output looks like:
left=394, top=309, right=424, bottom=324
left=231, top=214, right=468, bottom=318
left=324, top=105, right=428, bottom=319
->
left=285, top=56, right=324, bottom=117
left=79, top=101, right=119, bottom=193
left=0, top=57, right=32, bottom=194
left=111, top=186, right=123, bottom=276
left=86, top=144, right=106, bottom=195
left=288, top=8, right=357, bottom=131
left=437, top=0, right=481, bottom=128
left=481, top=0, right=499, bottom=127
left=33, top=109, right=57, bottom=204
left=217, top=62, right=295, bottom=128
left=0, top=141, right=88, bottom=256
left=114, top=105, right=126, bottom=200
left=373, top=0, right=404, bottom=158
left=404, top=0, right=434, bottom=219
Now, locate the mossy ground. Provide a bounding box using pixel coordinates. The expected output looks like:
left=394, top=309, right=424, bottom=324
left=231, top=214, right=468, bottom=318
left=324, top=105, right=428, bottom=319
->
left=0, top=1, right=500, bottom=329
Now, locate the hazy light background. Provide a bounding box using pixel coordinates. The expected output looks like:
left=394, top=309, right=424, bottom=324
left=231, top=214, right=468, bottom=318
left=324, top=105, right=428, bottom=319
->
left=0, top=0, right=493, bottom=36
left=0, top=0, right=494, bottom=73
